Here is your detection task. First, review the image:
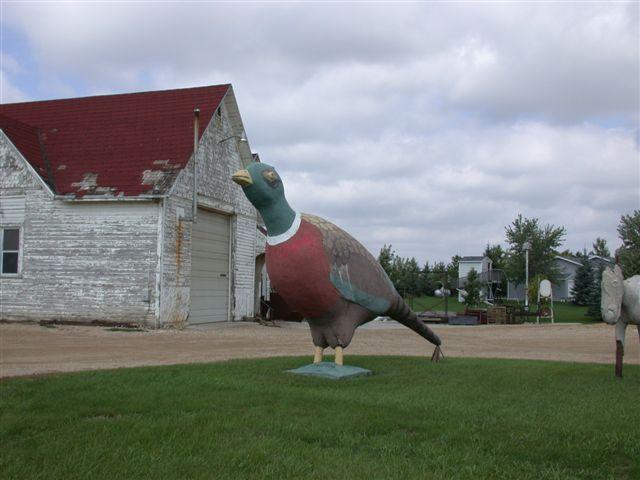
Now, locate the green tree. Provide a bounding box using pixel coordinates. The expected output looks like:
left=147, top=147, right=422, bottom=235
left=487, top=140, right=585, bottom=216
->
left=616, top=210, right=640, bottom=276
left=587, top=265, right=604, bottom=319
left=431, top=261, right=447, bottom=273
left=403, top=257, right=422, bottom=296
left=591, top=237, right=610, bottom=258
left=463, top=268, right=482, bottom=308
left=378, top=244, right=395, bottom=278
left=448, top=255, right=461, bottom=280
left=574, top=250, right=587, bottom=259
left=419, top=261, right=434, bottom=296
left=571, top=258, right=594, bottom=306
left=392, top=255, right=407, bottom=293
left=483, top=243, right=505, bottom=270
left=484, top=243, right=507, bottom=299
left=558, top=249, right=581, bottom=259
left=428, top=261, right=450, bottom=296
left=378, top=247, right=435, bottom=298
left=504, top=214, right=566, bottom=292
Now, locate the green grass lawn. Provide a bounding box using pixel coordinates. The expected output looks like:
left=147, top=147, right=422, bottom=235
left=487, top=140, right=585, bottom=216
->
left=546, top=302, right=592, bottom=323
left=410, top=295, right=466, bottom=312
left=409, top=296, right=595, bottom=323
left=2, top=357, right=638, bottom=479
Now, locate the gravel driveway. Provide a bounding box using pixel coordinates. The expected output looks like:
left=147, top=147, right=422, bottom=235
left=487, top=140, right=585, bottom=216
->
left=1, top=321, right=638, bottom=378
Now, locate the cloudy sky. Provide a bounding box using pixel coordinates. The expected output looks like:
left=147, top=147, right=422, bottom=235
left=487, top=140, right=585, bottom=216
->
left=1, top=2, right=638, bottom=264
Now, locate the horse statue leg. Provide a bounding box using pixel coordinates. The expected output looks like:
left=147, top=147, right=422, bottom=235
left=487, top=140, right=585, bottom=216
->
left=615, top=321, right=627, bottom=378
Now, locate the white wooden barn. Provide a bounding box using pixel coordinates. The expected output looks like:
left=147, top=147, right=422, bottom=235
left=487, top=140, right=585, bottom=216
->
left=0, top=84, right=263, bottom=327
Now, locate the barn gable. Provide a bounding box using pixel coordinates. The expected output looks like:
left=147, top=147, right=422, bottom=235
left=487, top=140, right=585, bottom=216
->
left=0, top=125, right=53, bottom=195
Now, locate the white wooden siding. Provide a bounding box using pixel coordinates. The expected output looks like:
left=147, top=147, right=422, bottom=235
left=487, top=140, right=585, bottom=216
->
left=2, top=135, right=159, bottom=323
left=233, top=214, right=257, bottom=319
left=0, top=195, right=26, bottom=224
left=0, top=189, right=159, bottom=323
left=158, top=194, right=191, bottom=326
left=159, top=99, right=257, bottom=325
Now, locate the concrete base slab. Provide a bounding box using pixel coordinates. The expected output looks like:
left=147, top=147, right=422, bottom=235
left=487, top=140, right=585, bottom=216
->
left=286, top=361, right=373, bottom=380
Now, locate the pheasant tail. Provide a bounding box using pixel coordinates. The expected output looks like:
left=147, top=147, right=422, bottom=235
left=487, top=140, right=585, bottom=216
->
left=386, top=294, right=443, bottom=362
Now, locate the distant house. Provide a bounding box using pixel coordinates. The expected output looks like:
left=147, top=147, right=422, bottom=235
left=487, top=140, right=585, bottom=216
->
left=0, top=84, right=263, bottom=326
left=506, top=255, right=613, bottom=301
left=457, top=256, right=493, bottom=302
left=589, top=255, right=615, bottom=272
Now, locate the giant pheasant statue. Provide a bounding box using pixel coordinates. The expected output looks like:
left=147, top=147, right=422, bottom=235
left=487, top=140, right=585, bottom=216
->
left=232, top=162, right=442, bottom=365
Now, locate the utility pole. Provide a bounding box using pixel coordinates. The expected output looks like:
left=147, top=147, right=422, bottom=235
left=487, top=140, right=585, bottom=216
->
left=444, top=269, right=449, bottom=321
left=192, top=108, right=200, bottom=223
left=524, top=241, right=531, bottom=312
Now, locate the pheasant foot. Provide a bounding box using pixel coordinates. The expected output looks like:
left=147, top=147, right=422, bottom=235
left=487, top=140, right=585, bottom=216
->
left=431, top=346, right=444, bottom=363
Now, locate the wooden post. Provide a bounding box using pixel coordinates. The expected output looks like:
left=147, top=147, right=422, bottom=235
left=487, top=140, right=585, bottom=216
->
left=615, top=340, right=623, bottom=378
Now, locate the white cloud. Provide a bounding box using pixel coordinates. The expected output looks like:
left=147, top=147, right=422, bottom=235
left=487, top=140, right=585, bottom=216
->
left=0, top=69, right=27, bottom=103
left=277, top=122, right=637, bottom=263
left=5, top=2, right=638, bottom=125
left=2, top=1, right=638, bottom=263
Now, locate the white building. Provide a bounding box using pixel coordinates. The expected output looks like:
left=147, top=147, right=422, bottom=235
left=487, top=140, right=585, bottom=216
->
left=457, top=256, right=493, bottom=302
left=506, top=255, right=613, bottom=301
left=0, top=84, right=262, bottom=327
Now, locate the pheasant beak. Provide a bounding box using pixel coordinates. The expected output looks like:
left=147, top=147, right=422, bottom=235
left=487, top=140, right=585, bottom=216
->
left=231, top=169, right=253, bottom=187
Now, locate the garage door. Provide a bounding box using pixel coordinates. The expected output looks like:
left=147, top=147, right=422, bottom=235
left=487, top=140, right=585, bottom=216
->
left=190, top=209, right=230, bottom=323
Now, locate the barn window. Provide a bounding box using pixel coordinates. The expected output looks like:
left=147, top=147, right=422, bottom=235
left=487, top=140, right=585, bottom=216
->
left=1, top=227, right=20, bottom=275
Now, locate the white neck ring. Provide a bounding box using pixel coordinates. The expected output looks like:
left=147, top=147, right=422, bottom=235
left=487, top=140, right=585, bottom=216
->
left=266, top=212, right=301, bottom=246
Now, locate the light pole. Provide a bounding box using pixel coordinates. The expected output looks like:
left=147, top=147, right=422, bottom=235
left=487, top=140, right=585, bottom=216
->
left=443, top=269, right=449, bottom=321
left=523, top=241, right=531, bottom=312
left=192, top=108, right=200, bottom=223
left=218, top=134, right=247, bottom=145
left=434, top=270, right=451, bottom=322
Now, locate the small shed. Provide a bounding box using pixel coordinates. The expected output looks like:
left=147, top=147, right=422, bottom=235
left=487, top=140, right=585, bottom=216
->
left=0, top=84, right=260, bottom=327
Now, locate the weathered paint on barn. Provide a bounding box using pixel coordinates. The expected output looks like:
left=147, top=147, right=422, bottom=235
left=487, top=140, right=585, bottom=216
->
left=158, top=91, right=257, bottom=325
left=0, top=131, right=46, bottom=193
left=0, top=134, right=160, bottom=323
left=254, top=228, right=270, bottom=315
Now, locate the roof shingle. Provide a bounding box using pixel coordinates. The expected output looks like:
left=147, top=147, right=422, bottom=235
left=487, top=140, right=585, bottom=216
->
left=0, top=84, right=230, bottom=197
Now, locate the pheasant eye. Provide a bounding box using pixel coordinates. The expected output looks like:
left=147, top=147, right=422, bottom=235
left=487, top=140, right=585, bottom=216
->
left=262, top=170, right=280, bottom=185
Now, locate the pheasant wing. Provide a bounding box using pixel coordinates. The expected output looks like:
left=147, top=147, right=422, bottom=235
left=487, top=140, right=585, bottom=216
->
left=302, top=214, right=397, bottom=315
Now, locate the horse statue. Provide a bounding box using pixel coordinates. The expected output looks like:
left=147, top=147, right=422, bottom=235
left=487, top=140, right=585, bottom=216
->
left=601, top=264, right=640, bottom=377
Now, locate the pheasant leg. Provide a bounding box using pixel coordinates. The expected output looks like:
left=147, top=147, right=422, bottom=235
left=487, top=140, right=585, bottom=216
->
left=334, top=346, right=344, bottom=366
left=313, top=346, right=324, bottom=364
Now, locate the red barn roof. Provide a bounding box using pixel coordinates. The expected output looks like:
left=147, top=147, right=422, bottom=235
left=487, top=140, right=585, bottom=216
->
left=0, top=84, right=230, bottom=197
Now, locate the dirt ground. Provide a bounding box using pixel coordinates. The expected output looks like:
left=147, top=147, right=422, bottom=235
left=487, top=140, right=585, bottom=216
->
left=1, top=321, right=639, bottom=378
